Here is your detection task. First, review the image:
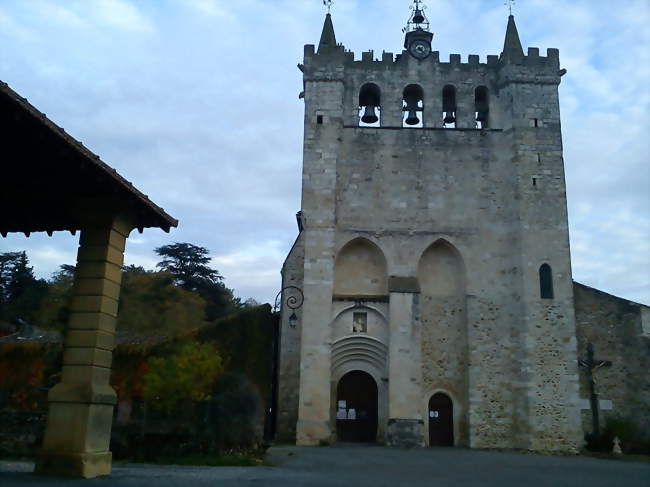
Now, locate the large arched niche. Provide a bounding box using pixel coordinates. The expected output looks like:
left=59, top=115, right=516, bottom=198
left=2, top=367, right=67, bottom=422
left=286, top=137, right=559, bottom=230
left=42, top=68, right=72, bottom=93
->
left=417, top=239, right=465, bottom=297
left=418, top=239, right=469, bottom=447
left=334, top=238, right=388, bottom=297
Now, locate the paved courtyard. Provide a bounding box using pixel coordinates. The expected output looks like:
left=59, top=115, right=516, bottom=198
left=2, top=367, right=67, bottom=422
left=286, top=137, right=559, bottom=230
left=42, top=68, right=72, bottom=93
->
left=1, top=445, right=648, bottom=487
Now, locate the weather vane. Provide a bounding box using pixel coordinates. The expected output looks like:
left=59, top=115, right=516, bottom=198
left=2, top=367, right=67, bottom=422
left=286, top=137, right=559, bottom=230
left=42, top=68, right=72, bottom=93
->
left=323, top=0, right=333, bottom=14
left=505, top=0, right=516, bottom=15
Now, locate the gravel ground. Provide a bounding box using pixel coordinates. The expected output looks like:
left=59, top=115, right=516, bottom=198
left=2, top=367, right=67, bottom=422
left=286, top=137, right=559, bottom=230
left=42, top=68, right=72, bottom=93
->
left=1, top=445, right=648, bottom=487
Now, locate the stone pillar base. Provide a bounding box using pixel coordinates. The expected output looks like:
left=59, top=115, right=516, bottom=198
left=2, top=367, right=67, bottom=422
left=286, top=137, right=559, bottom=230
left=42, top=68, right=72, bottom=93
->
left=35, top=451, right=112, bottom=479
left=385, top=419, right=424, bottom=448
left=296, top=419, right=332, bottom=446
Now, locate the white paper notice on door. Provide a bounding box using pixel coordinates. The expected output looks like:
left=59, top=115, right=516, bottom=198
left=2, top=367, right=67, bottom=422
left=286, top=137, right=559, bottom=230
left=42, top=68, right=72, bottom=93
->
left=348, top=408, right=356, bottom=420
left=336, top=408, right=347, bottom=420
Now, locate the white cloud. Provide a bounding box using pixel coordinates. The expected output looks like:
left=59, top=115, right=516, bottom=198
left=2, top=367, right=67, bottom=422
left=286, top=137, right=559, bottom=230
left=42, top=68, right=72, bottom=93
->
left=92, top=0, right=154, bottom=33
left=32, top=1, right=86, bottom=29
left=184, top=0, right=232, bottom=19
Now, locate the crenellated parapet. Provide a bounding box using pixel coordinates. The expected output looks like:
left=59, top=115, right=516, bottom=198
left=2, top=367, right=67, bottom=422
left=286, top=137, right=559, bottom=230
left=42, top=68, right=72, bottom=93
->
left=304, top=45, right=559, bottom=71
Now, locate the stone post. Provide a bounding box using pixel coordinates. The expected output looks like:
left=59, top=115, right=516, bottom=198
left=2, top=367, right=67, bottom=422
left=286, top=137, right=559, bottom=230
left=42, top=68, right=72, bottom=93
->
left=386, top=289, right=424, bottom=447
left=35, top=216, right=132, bottom=478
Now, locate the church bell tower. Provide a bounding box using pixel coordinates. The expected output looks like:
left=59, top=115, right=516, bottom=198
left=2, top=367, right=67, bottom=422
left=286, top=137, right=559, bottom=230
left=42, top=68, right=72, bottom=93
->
left=277, top=1, right=582, bottom=451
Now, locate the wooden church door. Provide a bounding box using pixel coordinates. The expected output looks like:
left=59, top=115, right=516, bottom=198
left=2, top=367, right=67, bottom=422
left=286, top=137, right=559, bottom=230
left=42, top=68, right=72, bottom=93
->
left=428, top=392, right=454, bottom=446
left=336, top=371, right=378, bottom=442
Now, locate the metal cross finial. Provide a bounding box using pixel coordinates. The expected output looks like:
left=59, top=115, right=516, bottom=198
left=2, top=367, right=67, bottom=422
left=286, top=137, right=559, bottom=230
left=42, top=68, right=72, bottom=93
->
left=411, top=0, right=425, bottom=12
left=323, top=0, right=333, bottom=14
left=505, top=0, right=516, bottom=15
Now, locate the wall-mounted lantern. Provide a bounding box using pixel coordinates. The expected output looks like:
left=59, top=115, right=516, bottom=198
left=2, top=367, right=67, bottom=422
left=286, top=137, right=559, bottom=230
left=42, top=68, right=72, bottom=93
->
left=274, top=286, right=304, bottom=328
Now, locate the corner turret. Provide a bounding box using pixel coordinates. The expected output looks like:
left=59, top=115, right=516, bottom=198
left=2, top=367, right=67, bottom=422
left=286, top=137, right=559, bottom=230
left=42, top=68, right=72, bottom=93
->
left=501, top=15, right=524, bottom=63
left=318, top=13, right=337, bottom=54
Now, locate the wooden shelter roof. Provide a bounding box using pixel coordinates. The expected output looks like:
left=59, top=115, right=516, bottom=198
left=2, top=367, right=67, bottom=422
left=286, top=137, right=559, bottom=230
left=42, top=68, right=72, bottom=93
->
left=0, top=80, right=178, bottom=236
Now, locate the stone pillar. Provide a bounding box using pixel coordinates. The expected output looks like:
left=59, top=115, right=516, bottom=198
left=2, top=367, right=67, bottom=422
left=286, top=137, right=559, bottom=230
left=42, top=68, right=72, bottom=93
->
left=35, top=216, right=131, bottom=478
left=386, top=289, right=424, bottom=447
left=456, top=84, right=476, bottom=130
left=295, top=229, right=335, bottom=446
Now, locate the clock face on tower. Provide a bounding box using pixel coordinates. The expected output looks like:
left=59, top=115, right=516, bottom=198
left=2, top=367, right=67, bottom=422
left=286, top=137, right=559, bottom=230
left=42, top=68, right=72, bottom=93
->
left=409, top=39, right=431, bottom=59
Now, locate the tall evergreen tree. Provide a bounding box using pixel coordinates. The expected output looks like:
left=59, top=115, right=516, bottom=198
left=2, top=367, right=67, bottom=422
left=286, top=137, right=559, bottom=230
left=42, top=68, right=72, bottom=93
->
left=0, top=251, right=47, bottom=325
left=155, top=243, right=222, bottom=291
left=155, top=243, right=240, bottom=321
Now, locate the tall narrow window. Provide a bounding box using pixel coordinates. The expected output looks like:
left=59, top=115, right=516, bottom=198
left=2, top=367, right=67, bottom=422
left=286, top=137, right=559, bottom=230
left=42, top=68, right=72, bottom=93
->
left=539, top=264, right=554, bottom=299
left=359, top=83, right=381, bottom=127
left=474, top=86, right=489, bottom=129
left=442, top=85, right=456, bottom=128
left=403, top=84, right=424, bottom=128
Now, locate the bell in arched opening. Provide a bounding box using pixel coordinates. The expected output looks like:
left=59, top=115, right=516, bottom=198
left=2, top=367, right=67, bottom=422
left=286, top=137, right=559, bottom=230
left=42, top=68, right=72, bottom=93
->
left=475, top=86, right=489, bottom=128
left=442, top=85, right=457, bottom=127
left=403, top=84, right=424, bottom=127
left=359, top=83, right=381, bottom=126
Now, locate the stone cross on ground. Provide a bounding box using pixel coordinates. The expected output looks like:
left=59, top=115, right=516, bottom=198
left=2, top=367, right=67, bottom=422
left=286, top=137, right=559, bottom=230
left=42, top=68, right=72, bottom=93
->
left=578, top=343, right=612, bottom=436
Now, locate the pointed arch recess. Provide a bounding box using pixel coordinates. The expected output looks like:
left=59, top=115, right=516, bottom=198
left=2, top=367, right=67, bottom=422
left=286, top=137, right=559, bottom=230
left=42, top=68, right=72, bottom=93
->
left=334, top=238, right=388, bottom=297
left=418, top=239, right=466, bottom=296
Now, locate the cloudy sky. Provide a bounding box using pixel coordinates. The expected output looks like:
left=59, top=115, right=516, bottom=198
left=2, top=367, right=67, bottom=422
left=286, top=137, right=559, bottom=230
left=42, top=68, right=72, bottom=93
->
left=0, top=0, right=648, bottom=306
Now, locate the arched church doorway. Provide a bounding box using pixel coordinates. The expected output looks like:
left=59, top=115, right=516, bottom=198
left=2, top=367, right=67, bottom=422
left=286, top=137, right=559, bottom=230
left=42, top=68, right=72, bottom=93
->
left=336, top=371, right=378, bottom=442
left=428, top=393, right=454, bottom=446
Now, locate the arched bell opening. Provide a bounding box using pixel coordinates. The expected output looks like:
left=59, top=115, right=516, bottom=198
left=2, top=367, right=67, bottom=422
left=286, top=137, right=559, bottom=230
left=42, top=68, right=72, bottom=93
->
left=336, top=370, right=378, bottom=443
left=428, top=392, right=454, bottom=446
left=475, top=86, right=489, bottom=129
left=442, top=85, right=457, bottom=129
left=402, top=84, right=424, bottom=128
left=358, top=83, right=381, bottom=127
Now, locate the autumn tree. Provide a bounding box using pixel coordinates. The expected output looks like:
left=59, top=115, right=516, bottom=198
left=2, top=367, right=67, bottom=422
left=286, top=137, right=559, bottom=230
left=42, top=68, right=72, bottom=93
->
left=117, top=267, right=206, bottom=335
left=143, top=341, right=223, bottom=414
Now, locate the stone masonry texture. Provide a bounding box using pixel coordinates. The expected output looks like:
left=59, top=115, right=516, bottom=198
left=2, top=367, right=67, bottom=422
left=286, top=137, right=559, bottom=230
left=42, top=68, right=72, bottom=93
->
left=277, top=13, right=648, bottom=452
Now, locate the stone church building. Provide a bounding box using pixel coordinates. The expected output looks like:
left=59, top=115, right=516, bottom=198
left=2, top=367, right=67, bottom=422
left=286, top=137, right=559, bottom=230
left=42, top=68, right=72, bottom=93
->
left=277, top=5, right=649, bottom=452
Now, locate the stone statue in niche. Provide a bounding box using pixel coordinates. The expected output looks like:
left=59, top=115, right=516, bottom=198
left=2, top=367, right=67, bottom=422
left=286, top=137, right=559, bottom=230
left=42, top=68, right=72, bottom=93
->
left=353, top=312, right=368, bottom=333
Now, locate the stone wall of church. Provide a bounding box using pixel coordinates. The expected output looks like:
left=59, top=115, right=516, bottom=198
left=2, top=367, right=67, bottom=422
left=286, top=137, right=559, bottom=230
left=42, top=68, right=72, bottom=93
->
left=573, top=283, right=650, bottom=440
left=281, top=35, right=582, bottom=450
left=420, top=295, right=468, bottom=445
left=276, top=234, right=305, bottom=442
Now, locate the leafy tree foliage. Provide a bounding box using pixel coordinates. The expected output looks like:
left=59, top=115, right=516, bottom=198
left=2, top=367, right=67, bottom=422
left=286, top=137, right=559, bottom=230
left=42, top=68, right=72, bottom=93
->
left=2, top=243, right=247, bottom=334
left=36, top=265, right=76, bottom=331
left=117, top=268, right=206, bottom=335
left=143, top=341, right=223, bottom=414
left=203, top=373, right=263, bottom=452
